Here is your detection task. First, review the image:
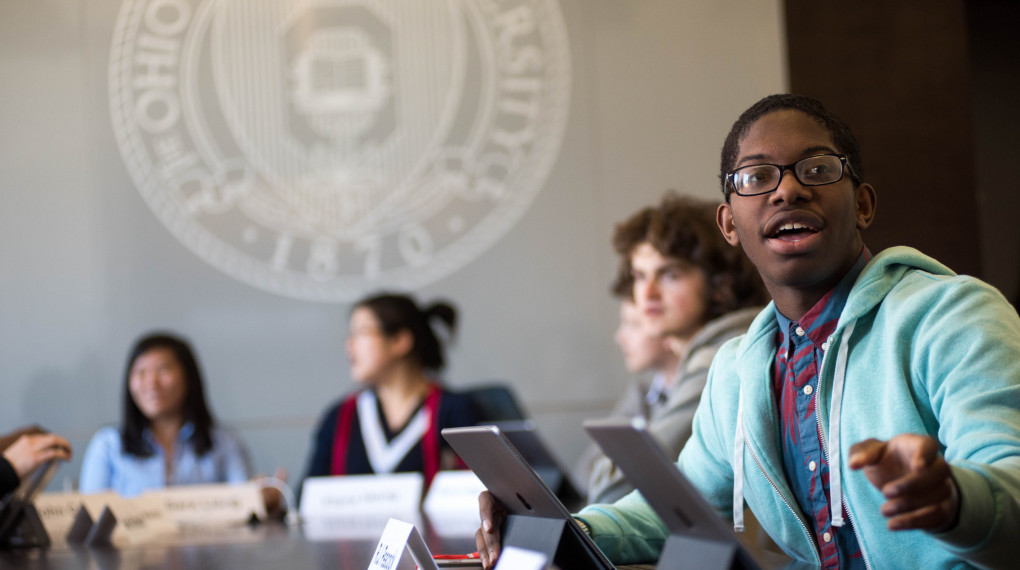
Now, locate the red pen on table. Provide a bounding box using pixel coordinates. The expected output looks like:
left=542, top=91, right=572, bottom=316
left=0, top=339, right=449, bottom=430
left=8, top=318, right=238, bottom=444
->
left=433, top=552, right=480, bottom=560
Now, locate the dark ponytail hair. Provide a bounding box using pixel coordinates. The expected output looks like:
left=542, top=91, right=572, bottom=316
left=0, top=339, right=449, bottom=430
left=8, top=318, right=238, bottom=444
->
left=121, top=333, right=216, bottom=458
left=354, top=293, right=458, bottom=374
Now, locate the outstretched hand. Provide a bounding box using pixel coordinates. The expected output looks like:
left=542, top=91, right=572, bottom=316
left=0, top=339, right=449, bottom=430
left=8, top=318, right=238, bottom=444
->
left=2, top=433, right=72, bottom=479
left=848, top=434, right=959, bottom=532
left=475, top=490, right=508, bottom=569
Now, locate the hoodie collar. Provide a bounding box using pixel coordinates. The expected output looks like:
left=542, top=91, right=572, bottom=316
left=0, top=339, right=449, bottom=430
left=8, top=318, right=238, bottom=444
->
left=774, top=248, right=870, bottom=357
left=841, top=246, right=956, bottom=322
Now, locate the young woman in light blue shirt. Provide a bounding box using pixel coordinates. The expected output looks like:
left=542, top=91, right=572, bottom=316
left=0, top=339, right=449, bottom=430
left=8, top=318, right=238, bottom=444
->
left=79, top=333, right=251, bottom=497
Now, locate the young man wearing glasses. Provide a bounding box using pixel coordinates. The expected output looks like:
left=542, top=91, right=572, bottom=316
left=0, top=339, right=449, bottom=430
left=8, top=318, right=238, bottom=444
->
left=475, top=94, right=1020, bottom=569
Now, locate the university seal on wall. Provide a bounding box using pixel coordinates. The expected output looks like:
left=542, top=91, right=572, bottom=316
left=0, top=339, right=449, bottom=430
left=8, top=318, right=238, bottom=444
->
left=109, top=0, right=571, bottom=301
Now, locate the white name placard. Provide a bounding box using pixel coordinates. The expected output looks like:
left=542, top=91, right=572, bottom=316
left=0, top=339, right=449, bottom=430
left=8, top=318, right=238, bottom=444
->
left=79, top=491, right=121, bottom=520
left=144, top=482, right=266, bottom=526
left=79, top=492, right=130, bottom=546
left=104, top=495, right=177, bottom=545
left=367, top=518, right=438, bottom=570
left=422, top=470, right=487, bottom=537
left=300, top=473, right=423, bottom=518
left=495, top=546, right=549, bottom=570
left=423, top=470, right=486, bottom=514
left=34, top=492, right=85, bottom=537
left=302, top=512, right=424, bottom=541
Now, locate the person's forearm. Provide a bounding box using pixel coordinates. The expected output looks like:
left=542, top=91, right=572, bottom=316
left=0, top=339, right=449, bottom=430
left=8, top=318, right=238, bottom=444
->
left=0, top=456, right=21, bottom=497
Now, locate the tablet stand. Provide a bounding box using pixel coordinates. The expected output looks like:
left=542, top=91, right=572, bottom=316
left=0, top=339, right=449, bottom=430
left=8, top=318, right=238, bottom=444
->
left=502, top=515, right=564, bottom=560
left=66, top=506, right=95, bottom=544
left=83, top=507, right=116, bottom=548
left=502, top=514, right=608, bottom=569
left=0, top=499, right=51, bottom=549
left=658, top=534, right=742, bottom=570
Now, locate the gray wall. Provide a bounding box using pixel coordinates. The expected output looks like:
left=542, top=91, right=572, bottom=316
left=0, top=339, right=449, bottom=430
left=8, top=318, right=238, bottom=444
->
left=0, top=0, right=787, bottom=490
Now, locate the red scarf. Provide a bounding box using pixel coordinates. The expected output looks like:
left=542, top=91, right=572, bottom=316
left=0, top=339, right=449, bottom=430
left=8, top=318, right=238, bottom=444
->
left=330, top=385, right=443, bottom=487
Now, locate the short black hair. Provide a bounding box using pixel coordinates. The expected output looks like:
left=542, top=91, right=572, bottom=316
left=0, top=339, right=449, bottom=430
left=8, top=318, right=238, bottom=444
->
left=121, top=333, right=216, bottom=458
left=719, top=94, right=864, bottom=201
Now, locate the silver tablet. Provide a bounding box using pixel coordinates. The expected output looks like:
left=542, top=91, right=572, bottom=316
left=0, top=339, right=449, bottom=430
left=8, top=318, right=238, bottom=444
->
left=441, top=425, right=615, bottom=570
left=584, top=417, right=763, bottom=569
left=7, top=459, right=58, bottom=505
left=489, top=420, right=583, bottom=511
left=0, top=458, right=60, bottom=547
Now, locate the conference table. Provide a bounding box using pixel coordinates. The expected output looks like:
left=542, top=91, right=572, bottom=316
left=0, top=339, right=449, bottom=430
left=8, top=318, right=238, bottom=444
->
left=0, top=518, right=480, bottom=569
left=0, top=525, right=670, bottom=569
left=0, top=513, right=795, bottom=569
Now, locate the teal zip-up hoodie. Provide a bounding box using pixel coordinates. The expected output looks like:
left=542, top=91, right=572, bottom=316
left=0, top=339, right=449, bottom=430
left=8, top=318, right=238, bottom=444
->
left=579, top=247, right=1020, bottom=569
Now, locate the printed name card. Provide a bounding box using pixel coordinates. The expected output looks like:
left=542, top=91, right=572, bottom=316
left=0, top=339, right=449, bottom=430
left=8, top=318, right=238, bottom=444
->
left=78, top=492, right=129, bottom=546
left=422, top=470, right=487, bottom=537
left=75, top=492, right=178, bottom=545
left=78, top=492, right=121, bottom=521
left=302, top=512, right=423, bottom=541
left=34, top=492, right=86, bottom=538
left=494, top=546, right=549, bottom=570
left=423, top=470, right=486, bottom=515
left=104, top=495, right=177, bottom=544
left=300, top=473, right=424, bottom=518
left=367, top=518, right=438, bottom=570
left=144, top=482, right=266, bottom=526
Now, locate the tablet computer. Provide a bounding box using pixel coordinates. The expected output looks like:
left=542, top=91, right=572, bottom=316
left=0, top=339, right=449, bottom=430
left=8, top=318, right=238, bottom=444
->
left=4, top=458, right=59, bottom=507
left=441, top=425, right=614, bottom=570
left=0, top=458, right=60, bottom=547
left=490, top=420, right=584, bottom=511
left=584, top=417, right=763, bottom=569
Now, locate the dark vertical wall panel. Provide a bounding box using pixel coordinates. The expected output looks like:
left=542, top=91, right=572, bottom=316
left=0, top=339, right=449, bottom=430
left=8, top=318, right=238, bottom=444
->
left=784, top=1, right=979, bottom=276
left=967, top=0, right=1020, bottom=302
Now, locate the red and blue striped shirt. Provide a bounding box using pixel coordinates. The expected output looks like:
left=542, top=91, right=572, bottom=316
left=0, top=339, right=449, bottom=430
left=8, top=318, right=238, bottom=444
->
left=772, top=249, right=871, bottom=569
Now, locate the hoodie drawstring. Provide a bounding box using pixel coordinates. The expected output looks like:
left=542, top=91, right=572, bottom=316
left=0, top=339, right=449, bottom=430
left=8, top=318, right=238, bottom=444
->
left=732, top=320, right=856, bottom=531
left=733, top=392, right=746, bottom=532
left=828, top=320, right=855, bottom=527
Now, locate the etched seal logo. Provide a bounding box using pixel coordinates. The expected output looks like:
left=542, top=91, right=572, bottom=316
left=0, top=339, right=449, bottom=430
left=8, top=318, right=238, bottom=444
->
left=110, top=0, right=571, bottom=301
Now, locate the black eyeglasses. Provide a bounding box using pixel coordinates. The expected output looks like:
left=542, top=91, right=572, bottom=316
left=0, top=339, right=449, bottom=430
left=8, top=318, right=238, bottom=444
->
left=725, top=153, right=858, bottom=197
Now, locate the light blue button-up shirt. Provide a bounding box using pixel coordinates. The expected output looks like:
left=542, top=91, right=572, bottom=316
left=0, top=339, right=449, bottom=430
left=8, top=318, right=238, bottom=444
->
left=78, top=423, right=251, bottom=497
